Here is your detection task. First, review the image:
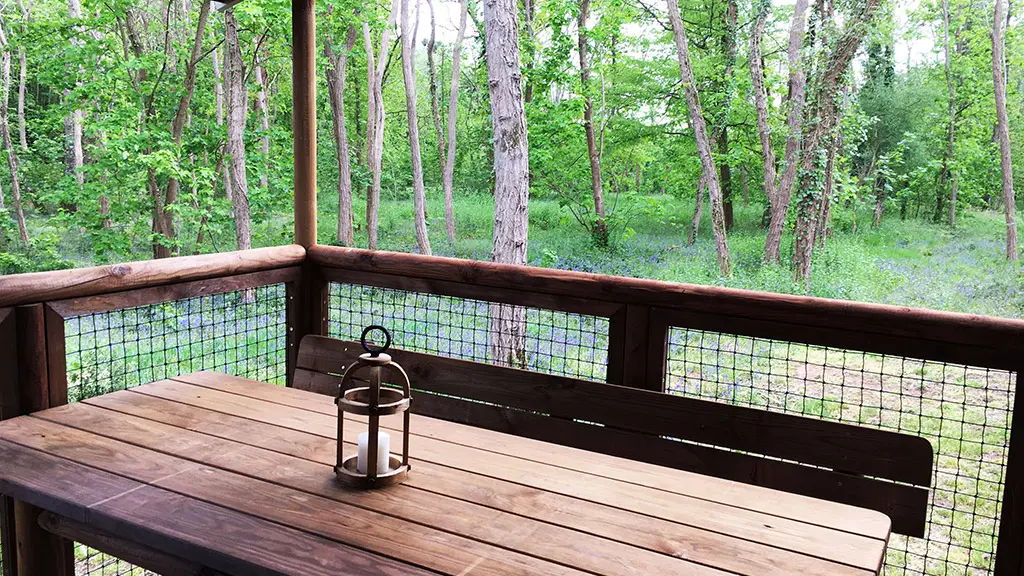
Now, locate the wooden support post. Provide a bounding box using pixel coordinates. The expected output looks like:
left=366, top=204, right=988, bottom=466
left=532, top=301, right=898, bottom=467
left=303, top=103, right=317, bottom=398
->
left=645, top=316, right=671, bottom=394
left=292, top=0, right=317, bottom=248
left=11, top=305, right=73, bottom=576
left=607, top=305, right=658, bottom=391
left=0, top=310, right=16, bottom=576
left=287, top=264, right=328, bottom=387
left=43, top=306, right=67, bottom=409
left=995, top=367, right=1024, bottom=576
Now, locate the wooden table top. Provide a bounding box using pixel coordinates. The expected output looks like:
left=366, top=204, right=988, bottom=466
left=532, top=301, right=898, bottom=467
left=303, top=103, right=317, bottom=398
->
left=0, top=371, right=891, bottom=576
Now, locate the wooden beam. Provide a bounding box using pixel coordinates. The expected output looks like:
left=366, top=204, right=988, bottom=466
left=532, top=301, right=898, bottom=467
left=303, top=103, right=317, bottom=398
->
left=292, top=0, right=317, bottom=247
left=10, top=306, right=73, bottom=576
left=994, top=368, right=1024, bottom=576
left=308, top=245, right=1024, bottom=368
left=0, top=246, right=305, bottom=308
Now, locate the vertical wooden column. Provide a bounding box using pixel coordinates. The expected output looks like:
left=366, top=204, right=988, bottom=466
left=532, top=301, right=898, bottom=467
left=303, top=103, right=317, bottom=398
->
left=11, top=305, right=73, bottom=576
left=292, top=0, right=317, bottom=248
left=0, top=309, right=17, bottom=576
left=607, top=305, right=659, bottom=391
left=994, top=366, right=1024, bottom=576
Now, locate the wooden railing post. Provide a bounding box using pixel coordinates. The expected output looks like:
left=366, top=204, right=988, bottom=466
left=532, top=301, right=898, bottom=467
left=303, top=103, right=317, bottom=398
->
left=0, top=309, right=17, bottom=576
left=10, top=305, right=73, bottom=576
left=607, top=305, right=661, bottom=391
left=994, top=367, right=1024, bottom=576
left=287, top=264, right=328, bottom=387
left=292, top=0, right=317, bottom=248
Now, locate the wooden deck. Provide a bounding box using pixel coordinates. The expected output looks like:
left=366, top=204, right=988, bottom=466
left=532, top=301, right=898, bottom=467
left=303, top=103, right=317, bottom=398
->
left=0, top=371, right=891, bottom=575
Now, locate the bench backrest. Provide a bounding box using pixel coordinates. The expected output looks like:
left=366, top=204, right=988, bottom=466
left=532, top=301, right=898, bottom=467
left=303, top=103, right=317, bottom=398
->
left=295, top=334, right=932, bottom=536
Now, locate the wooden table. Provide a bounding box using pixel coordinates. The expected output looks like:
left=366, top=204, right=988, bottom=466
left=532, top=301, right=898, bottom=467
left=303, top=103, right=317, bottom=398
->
left=0, top=371, right=891, bottom=575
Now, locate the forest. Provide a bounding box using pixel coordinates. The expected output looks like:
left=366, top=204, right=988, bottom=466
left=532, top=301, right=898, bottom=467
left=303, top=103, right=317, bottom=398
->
left=0, top=0, right=1022, bottom=318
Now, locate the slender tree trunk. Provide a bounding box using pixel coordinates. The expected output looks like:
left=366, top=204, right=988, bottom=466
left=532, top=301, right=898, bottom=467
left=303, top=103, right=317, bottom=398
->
left=402, top=0, right=432, bottom=255
left=65, top=0, right=84, bottom=190
left=442, top=0, right=468, bottom=242
left=992, top=0, right=1018, bottom=260
left=718, top=0, right=737, bottom=229
left=522, top=0, right=535, bottom=103
left=427, top=0, right=445, bottom=171
left=941, top=0, right=958, bottom=227
left=364, top=0, right=398, bottom=250
left=688, top=175, right=706, bottom=245
left=213, top=44, right=232, bottom=203
left=225, top=9, right=251, bottom=251
left=16, top=47, right=25, bottom=151
left=764, top=0, right=809, bottom=264
left=578, top=0, right=607, bottom=245
left=484, top=0, right=530, bottom=367
left=325, top=25, right=358, bottom=246
left=254, top=50, right=270, bottom=192
left=816, top=133, right=839, bottom=248
left=0, top=35, right=28, bottom=246
left=666, top=0, right=730, bottom=275
left=792, top=0, right=879, bottom=287
left=750, top=0, right=777, bottom=213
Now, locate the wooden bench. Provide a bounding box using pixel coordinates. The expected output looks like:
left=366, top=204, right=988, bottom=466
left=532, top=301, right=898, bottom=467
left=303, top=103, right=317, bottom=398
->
left=295, top=334, right=934, bottom=536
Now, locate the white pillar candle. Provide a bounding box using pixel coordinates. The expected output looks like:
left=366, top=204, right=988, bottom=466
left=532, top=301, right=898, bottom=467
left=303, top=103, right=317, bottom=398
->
left=356, top=431, right=391, bottom=475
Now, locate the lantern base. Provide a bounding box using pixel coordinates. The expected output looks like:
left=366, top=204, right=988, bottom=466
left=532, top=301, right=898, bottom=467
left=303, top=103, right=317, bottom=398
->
left=335, top=455, right=410, bottom=489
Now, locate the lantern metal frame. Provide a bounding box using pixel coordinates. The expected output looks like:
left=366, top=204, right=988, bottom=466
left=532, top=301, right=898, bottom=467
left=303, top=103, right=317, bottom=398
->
left=334, top=326, right=411, bottom=488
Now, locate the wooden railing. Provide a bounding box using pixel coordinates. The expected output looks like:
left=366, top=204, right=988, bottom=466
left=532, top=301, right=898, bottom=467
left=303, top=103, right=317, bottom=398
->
left=1, top=244, right=1023, bottom=576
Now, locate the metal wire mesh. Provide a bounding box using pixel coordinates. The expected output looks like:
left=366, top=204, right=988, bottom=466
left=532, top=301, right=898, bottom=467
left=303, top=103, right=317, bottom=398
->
left=328, top=283, right=609, bottom=381
left=62, top=283, right=288, bottom=576
left=664, top=326, right=1014, bottom=576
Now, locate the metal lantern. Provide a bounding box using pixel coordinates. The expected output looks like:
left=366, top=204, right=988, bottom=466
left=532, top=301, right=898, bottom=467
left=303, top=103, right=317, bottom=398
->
left=335, top=325, right=412, bottom=488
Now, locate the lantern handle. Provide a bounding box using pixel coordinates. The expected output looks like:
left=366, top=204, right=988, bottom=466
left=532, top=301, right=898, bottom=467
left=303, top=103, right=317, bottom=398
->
left=361, top=325, right=391, bottom=357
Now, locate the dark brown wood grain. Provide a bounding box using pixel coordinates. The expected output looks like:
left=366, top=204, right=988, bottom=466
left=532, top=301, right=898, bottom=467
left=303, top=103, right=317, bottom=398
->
left=43, top=305, right=66, bottom=409
left=0, top=245, right=305, bottom=308
left=309, top=245, right=1024, bottom=366
left=14, top=305, right=47, bottom=415
left=302, top=336, right=933, bottom=485
left=46, top=267, right=300, bottom=318
left=322, top=267, right=621, bottom=317
left=0, top=309, right=17, bottom=422
left=994, top=368, right=1024, bottom=576
left=1, top=495, right=15, bottom=576
left=607, top=304, right=656, bottom=390
left=38, top=512, right=225, bottom=576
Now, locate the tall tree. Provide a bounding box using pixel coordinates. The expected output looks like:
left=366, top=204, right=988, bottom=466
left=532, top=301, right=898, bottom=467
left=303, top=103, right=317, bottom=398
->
left=15, top=0, right=27, bottom=152
left=441, top=0, right=468, bottom=242
left=225, top=9, right=251, bottom=251
left=991, top=0, right=1018, bottom=260
left=763, top=0, right=809, bottom=264
left=65, top=0, right=84, bottom=189
left=792, top=0, right=880, bottom=286
left=578, top=0, right=607, bottom=245
left=426, top=0, right=444, bottom=171
left=749, top=0, right=776, bottom=215
left=401, top=0, right=432, bottom=255
left=363, top=0, right=398, bottom=251
left=484, top=0, right=530, bottom=366
left=666, top=0, right=730, bottom=276
left=717, top=0, right=737, bottom=229
left=940, top=0, right=958, bottom=226
left=325, top=24, right=358, bottom=246
left=254, top=46, right=271, bottom=193
left=0, top=24, right=28, bottom=246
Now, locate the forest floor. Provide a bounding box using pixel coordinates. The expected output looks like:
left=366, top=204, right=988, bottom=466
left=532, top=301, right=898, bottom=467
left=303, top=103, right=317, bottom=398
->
left=310, top=189, right=1024, bottom=319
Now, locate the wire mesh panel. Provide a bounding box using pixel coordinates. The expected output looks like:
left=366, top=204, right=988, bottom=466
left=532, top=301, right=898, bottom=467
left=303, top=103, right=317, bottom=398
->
left=329, top=283, right=609, bottom=381
left=61, top=283, right=288, bottom=576
left=664, top=326, right=1015, bottom=576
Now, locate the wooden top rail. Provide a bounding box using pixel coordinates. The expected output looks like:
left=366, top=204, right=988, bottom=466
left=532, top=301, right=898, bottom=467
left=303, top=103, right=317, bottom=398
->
left=310, top=245, right=1024, bottom=368
left=0, top=245, right=305, bottom=308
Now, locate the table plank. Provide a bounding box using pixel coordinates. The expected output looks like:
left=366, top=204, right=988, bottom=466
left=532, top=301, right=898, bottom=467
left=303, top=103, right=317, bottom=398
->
left=84, top=389, right=878, bottom=576
left=140, top=377, right=886, bottom=571
left=13, top=414, right=598, bottom=576
left=0, top=436, right=428, bottom=576
left=41, top=401, right=739, bottom=576
left=175, top=370, right=891, bottom=538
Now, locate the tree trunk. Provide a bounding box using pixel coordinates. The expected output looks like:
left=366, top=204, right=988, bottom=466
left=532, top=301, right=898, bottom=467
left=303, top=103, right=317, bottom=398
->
left=402, top=0, right=432, bottom=255
left=872, top=178, right=885, bottom=228
left=578, top=0, right=607, bottom=245
left=65, top=0, right=84, bottom=188
left=816, top=133, right=839, bottom=248
left=225, top=9, right=251, bottom=251
left=718, top=0, right=737, bottom=229
left=523, top=0, right=535, bottom=104
left=792, top=0, right=879, bottom=287
left=427, top=0, right=445, bottom=171
left=483, top=0, right=530, bottom=367
left=666, top=0, right=730, bottom=276
left=325, top=25, right=358, bottom=246
left=213, top=44, right=232, bottom=203
left=254, top=50, right=270, bottom=192
left=941, top=0, right=958, bottom=227
left=750, top=0, right=777, bottom=214
left=992, top=0, right=1018, bottom=260
left=442, top=0, right=468, bottom=242
left=688, top=175, right=705, bottom=245
left=764, top=0, right=809, bottom=264
left=364, top=0, right=398, bottom=251
left=17, top=47, right=26, bottom=151
left=0, top=39, right=28, bottom=246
